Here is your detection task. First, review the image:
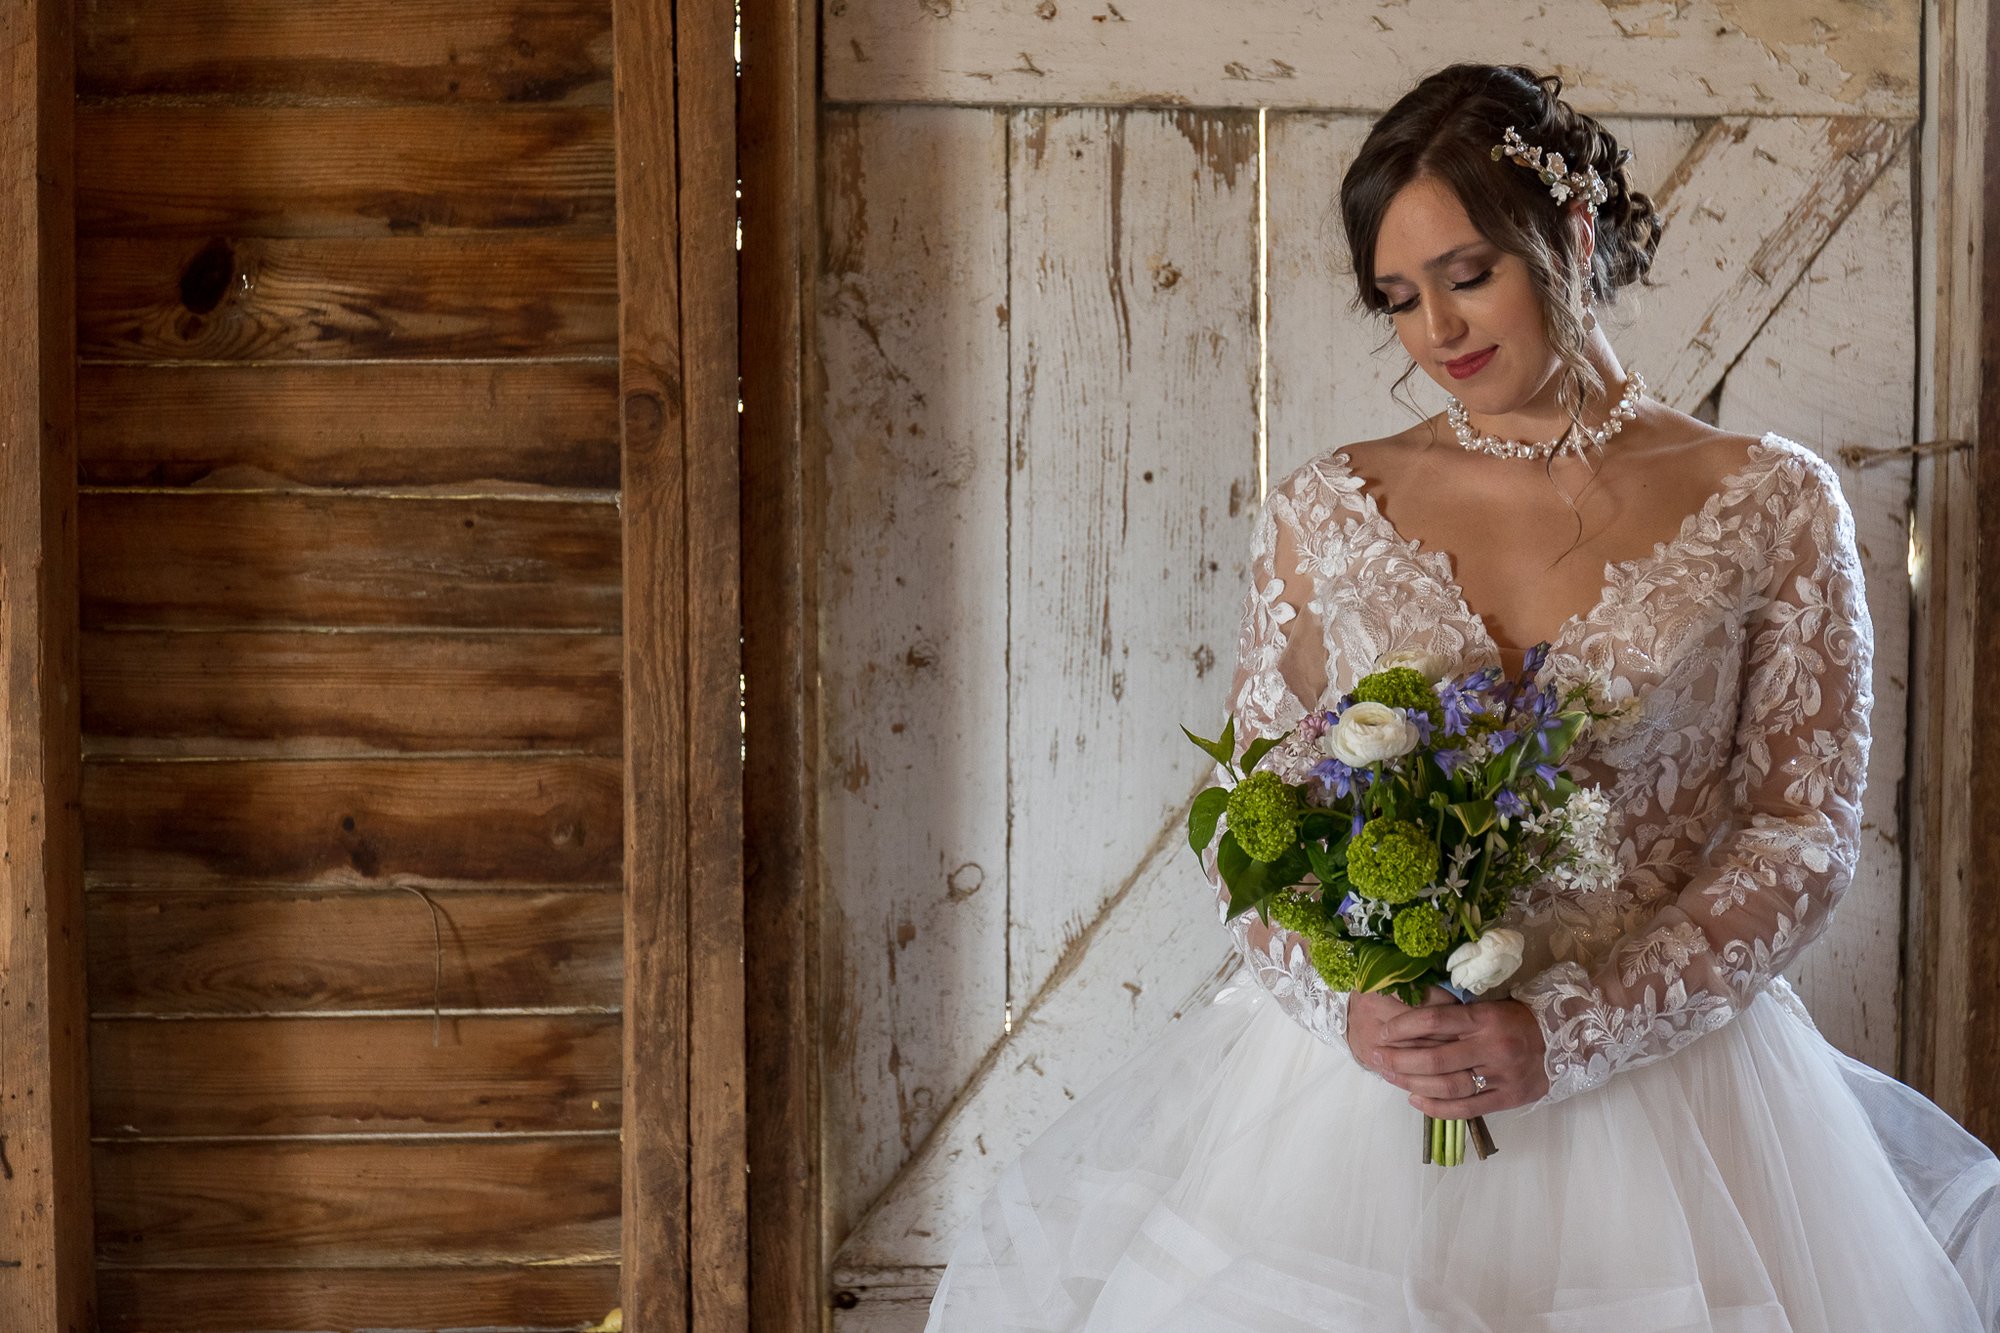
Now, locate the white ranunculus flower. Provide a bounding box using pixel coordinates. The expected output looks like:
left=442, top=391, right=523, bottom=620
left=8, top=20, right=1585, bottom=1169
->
left=1378, top=646, right=1449, bottom=681
left=1320, top=701, right=1419, bottom=766
left=1447, top=927, right=1526, bottom=995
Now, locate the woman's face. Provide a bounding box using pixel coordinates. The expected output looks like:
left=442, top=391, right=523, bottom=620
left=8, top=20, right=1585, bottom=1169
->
left=1369, top=174, right=1565, bottom=413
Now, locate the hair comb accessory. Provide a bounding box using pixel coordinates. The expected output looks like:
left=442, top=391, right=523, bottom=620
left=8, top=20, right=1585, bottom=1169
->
left=1490, top=126, right=1611, bottom=209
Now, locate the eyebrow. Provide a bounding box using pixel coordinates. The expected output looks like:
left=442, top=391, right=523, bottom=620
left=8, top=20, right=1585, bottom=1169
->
left=1373, top=243, right=1490, bottom=285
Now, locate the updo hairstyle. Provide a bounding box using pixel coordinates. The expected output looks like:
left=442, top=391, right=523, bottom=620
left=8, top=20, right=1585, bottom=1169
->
left=1339, top=63, right=1666, bottom=434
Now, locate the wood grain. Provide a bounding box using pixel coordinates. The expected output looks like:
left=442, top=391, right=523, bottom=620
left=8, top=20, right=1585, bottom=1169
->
left=78, top=106, right=614, bottom=238
left=87, top=888, right=622, bottom=1014
left=84, top=757, right=623, bottom=889
left=83, top=630, right=623, bottom=756
left=92, top=1015, right=621, bottom=1135
left=95, top=1266, right=621, bottom=1333
left=93, top=1137, right=620, bottom=1265
left=78, top=0, right=613, bottom=104
left=80, top=493, right=621, bottom=630
left=78, top=362, right=621, bottom=491
left=816, top=104, right=1012, bottom=1253
left=78, top=234, right=617, bottom=361
left=821, top=0, right=1920, bottom=116
left=0, top=0, right=92, bottom=1314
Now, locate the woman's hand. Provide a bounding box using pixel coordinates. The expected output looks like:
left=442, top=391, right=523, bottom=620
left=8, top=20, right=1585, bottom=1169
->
left=1349, top=984, right=1551, bottom=1116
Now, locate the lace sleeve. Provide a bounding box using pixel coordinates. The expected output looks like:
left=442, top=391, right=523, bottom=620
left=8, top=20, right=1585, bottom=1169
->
left=1510, top=454, right=1874, bottom=1105
left=1204, top=484, right=1371, bottom=1072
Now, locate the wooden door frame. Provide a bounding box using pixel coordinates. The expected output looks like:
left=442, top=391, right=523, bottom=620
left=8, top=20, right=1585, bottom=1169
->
left=738, top=0, right=826, bottom=1326
left=612, top=0, right=753, bottom=1327
left=0, top=0, right=92, bottom=1320
left=1907, top=0, right=2000, bottom=1147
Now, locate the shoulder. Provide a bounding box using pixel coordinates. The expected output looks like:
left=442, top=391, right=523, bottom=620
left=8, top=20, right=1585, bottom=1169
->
left=1270, top=421, right=1430, bottom=504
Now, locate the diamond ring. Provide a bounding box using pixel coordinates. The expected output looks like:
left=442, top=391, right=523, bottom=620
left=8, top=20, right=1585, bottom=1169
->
left=1469, top=1069, right=1490, bottom=1095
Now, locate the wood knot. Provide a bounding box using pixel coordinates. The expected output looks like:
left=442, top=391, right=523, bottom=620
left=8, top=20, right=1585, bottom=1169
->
left=179, top=238, right=236, bottom=315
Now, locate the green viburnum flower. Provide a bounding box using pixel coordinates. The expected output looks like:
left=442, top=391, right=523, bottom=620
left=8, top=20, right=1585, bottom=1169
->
left=1392, top=901, right=1452, bottom=958
left=1267, top=889, right=1334, bottom=942
left=1351, top=666, right=1443, bottom=730
left=1346, top=817, right=1439, bottom=903
left=1226, top=770, right=1300, bottom=862
left=1310, top=935, right=1360, bottom=990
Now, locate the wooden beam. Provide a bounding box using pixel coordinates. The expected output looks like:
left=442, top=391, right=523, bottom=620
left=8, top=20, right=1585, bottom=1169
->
left=0, top=0, right=92, bottom=1318
left=739, top=0, right=824, bottom=1323
left=1907, top=0, right=1996, bottom=1143
left=1965, top=0, right=2000, bottom=1145
left=614, top=0, right=747, bottom=1328
left=821, top=0, right=1921, bottom=117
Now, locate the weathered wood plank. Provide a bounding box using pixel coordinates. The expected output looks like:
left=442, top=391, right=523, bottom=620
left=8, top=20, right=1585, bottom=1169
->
left=79, top=0, right=612, bottom=104
left=93, top=1138, right=620, bottom=1266
left=1263, top=113, right=1704, bottom=479
left=82, top=630, right=623, bottom=757
left=77, top=235, right=617, bottom=361
left=92, top=1015, right=621, bottom=1136
left=84, top=758, right=623, bottom=889
left=1719, top=148, right=1916, bottom=1071
left=96, top=1267, right=621, bottom=1333
left=87, top=888, right=622, bottom=1014
left=78, top=362, right=621, bottom=491
left=837, top=790, right=1231, bottom=1273
left=822, top=0, right=1921, bottom=117
left=78, top=107, right=613, bottom=238
left=0, top=0, right=91, bottom=1310
left=80, top=107, right=608, bottom=237
left=80, top=494, right=621, bottom=630
left=1006, top=106, right=1256, bottom=1010
left=1631, top=117, right=1905, bottom=409
left=739, top=0, right=822, bottom=1317
left=817, top=105, right=1012, bottom=1248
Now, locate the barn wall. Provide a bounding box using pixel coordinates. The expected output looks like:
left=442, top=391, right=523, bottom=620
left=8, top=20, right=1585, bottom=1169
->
left=74, top=1, right=625, bottom=1325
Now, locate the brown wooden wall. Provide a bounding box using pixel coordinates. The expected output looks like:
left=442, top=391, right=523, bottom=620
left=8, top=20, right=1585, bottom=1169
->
left=74, top=0, right=626, bottom=1325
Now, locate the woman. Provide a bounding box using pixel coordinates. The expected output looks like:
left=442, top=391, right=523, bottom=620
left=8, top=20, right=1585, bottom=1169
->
left=924, top=63, right=2000, bottom=1330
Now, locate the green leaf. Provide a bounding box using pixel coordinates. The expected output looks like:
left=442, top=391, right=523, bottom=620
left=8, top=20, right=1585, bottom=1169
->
left=1188, top=786, right=1230, bottom=853
left=1241, top=734, right=1282, bottom=772
left=1298, top=809, right=1340, bottom=841
left=1352, top=939, right=1433, bottom=993
left=1448, top=799, right=1497, bottom=837
left=1537, top=712, right=1590, bottom=763
left=1221, top=715, right=1237, bottom=763
left=1223, top=843, right=1313, bottom=922
left=1304, top=840, right=1346, bottom=887
left=1181, top=723, right=1233, bottom=770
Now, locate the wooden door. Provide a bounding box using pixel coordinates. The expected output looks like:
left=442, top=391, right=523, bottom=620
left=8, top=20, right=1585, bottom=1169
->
left=813, top=6, right=1937, bottom=1325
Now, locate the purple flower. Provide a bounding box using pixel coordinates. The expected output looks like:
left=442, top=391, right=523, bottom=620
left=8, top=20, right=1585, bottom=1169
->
left=1533, top=762, right=1563, bottom=788
left=1298, top=708, right=1334, bottom=744
left=1350, top=805, right=1367, bottom=839
left=1488, top=727, right=1518, bottom=752
left=1521, top=642, right=1550, bottom=676
left=1404, top=707, right=1435, bottom=745
left=1495, top=788, right=1527, bottom=820
left=1434, top=747, right=1472, bottom=776
left=1312, top=756, right=1369, bottom=799
left=1436, top=679, right=1481, bottom=736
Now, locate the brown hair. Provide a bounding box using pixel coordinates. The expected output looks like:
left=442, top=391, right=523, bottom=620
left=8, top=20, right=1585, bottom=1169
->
left=1339, top=63, right=1665, bottom=439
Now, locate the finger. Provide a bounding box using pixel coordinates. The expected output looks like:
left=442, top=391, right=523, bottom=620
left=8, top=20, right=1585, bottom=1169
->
left=1409, top=1090, right=1502, bottom=1119
left=1379, top=1002, right=1474, bottom=1044
left=1376, top=1032, right=1488, bottom=1072
left=1381, top=1069, right=1482, bottom=1100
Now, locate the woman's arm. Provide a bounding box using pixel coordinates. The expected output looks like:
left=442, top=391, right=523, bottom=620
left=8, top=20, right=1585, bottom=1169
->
left=1509, top=451, right=1874, bottom=1105
left=1202, top=482, right=1373, bottom=1070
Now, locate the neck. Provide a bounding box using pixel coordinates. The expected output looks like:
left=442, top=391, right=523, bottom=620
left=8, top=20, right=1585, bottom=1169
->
left=1459, top=339, right=1627, bottom=444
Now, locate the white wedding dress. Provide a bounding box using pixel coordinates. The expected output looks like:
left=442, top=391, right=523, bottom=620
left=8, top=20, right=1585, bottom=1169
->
left=924, top=432, right=2000, bottom=1331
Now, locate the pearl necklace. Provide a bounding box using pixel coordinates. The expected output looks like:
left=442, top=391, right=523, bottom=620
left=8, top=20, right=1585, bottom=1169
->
left=1447, top=370, right=1647, bottom=461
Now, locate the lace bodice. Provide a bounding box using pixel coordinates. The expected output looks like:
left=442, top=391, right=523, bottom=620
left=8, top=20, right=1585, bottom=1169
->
left=1204, top=432, right=1873, bottom=1107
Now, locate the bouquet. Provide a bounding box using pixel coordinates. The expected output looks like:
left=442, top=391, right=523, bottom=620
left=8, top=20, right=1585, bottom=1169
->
left=1184, top=644, right=1618, bottom=1166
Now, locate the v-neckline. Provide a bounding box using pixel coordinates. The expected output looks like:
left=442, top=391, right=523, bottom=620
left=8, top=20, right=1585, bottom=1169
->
left=1324, top=432, right=1784, bottom=668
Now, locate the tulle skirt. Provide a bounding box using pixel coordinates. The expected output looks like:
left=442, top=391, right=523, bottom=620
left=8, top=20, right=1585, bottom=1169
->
left=924, top=979, right=2000, bottom=1332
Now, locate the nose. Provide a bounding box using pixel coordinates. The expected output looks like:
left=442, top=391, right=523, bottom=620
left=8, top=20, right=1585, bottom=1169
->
left=1425, top=291, right=1466, bottom=348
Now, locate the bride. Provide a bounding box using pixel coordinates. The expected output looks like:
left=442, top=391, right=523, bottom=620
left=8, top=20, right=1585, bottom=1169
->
left=923, top=63, right=2000, bottom=1330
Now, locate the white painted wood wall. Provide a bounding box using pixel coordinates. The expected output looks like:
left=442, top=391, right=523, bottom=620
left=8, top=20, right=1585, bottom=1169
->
left=813, top=5, right=1926, bottom=1325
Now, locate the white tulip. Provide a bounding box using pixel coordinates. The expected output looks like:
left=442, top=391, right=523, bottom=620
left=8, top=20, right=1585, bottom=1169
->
left=1321, top=701, right=1419, bottom=767
left=1378, top=647, right=1449, bottom=682
left=1447, top=927, right=1526, bottom=995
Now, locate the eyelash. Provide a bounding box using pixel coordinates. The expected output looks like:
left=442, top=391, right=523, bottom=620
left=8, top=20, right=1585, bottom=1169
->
left=1382, top=268, right=1493, bottom=316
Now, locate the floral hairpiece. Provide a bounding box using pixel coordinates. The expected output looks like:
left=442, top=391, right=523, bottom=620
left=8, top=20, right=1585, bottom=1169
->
left=1490, top=125, right=1611, bottom=209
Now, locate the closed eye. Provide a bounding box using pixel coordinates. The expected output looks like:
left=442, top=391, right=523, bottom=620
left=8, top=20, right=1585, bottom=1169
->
left=1382, top=268, right=1493, bottom=316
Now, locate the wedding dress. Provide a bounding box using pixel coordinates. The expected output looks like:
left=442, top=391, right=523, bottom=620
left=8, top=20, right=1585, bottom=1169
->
left=924, top=432, right=2000, bottom=1331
